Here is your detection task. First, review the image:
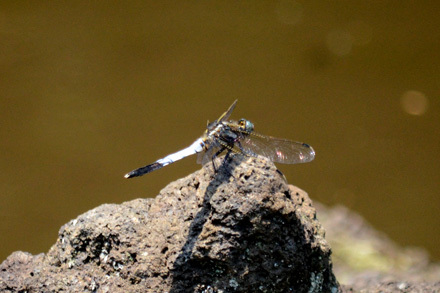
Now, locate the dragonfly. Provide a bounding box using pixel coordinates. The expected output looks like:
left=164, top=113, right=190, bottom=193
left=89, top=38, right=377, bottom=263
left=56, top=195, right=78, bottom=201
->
left=124, top=100, right=315, bottom=179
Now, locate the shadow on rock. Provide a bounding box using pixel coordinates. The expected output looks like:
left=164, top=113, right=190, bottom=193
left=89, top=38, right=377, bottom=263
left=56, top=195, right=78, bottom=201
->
left=0, top=155, right=340, bottom=292
left=168, top=155, right=340, bottom=292
left=169, top=154, right=244, bottom=292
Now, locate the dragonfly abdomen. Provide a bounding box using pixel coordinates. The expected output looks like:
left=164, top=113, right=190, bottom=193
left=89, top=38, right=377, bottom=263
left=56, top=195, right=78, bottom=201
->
left=124, top=138, right=205, bottom=178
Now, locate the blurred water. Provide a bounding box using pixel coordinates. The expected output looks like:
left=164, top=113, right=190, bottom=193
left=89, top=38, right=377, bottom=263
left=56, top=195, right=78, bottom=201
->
left=0, top=1, right=439, bottom=262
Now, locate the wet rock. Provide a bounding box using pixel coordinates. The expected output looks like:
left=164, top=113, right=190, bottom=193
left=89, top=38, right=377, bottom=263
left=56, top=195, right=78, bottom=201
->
left=0, top=155, right=340, bottom=292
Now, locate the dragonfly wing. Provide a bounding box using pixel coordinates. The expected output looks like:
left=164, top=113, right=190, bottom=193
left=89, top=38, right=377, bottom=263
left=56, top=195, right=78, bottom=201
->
left=218, top=100, right=238, bottom=122
left=239, top=133, right=315, bottom=164
left=196, top=144, right=225, bottom=166
left=197, top=100, right=237, bottom=165
left=196, top=150, right=205, bottom=165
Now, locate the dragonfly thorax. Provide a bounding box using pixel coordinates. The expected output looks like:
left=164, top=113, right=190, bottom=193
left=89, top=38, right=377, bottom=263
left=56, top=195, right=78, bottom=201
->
left=124, top=100, right=315, bottom=179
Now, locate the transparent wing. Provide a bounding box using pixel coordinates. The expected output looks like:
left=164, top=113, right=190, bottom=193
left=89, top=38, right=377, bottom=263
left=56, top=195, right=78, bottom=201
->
left=196, top=143, right=225, bottom=165
left=218, top=100, right=237, bottom=122
left=197, top=146, right=214, bottom=165
left=197, top=100, right=237, bottom=165
left=239, top=132, right=315, bottom=164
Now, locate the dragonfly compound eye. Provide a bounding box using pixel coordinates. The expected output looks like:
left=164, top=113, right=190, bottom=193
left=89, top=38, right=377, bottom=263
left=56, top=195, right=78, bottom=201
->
left=240, top=119, right=254, bottom=132
left=125, top=100, right=314, bottom=179
left=239, top=119, right=254, bottom=133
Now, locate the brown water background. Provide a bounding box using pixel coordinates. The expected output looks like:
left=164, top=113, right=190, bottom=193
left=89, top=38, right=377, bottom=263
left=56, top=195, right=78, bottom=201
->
left=1, top=2, right=439, bottom=262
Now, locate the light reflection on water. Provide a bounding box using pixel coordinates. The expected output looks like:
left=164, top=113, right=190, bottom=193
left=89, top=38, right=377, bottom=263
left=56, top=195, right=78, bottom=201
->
left=401, top=91, right=429, bottom=116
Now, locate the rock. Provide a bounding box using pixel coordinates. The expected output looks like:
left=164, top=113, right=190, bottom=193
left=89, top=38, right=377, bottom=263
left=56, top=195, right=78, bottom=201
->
left=316, top=204, right=440, bottom=292
left=0, top=155, right=340, bottom=292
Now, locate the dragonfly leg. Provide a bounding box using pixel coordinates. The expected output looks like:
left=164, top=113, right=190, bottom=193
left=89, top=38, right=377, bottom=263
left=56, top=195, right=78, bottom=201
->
left=211, top=147, right=226, bottom=173
left=276, top=169, right=288, bottom=183
left=211, top=145, right=235, bottom=176
left=222, top=149, right=231, bottom=168
left=212, top=148, right=236, bottom=179
left=235, top=141, right=245, bottom=155
left=220, top=149, right=235, bottom=178
left=235, top=140, right=255, bottom=158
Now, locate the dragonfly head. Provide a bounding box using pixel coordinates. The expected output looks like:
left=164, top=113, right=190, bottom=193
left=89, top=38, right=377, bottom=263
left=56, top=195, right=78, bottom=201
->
left=238, top=119, right=254, bottom=133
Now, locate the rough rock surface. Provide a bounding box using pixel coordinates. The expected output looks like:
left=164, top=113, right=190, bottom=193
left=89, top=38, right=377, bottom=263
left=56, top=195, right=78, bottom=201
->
left=315, top=204, right=440, bottom=293
left=0, top=155, right=340, bottom=292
